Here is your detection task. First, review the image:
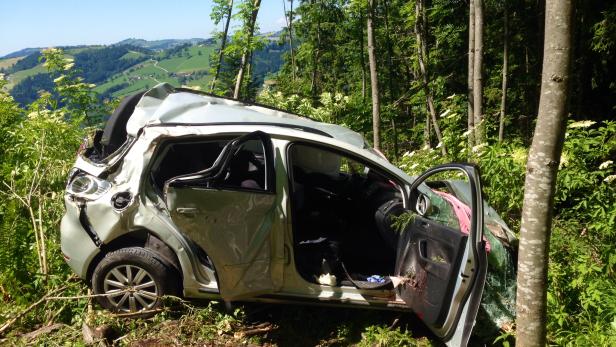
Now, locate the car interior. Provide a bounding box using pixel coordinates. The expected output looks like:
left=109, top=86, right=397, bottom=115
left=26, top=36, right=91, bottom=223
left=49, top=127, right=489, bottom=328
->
left=149, top=136, right=413, bottom=290
left=288, top=143, right=406, bottom=289
left=150, top=138, right=266, bottom=193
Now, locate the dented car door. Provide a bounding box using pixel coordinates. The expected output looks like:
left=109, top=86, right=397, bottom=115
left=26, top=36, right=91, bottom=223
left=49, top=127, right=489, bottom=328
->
left=164, top=131, right=282, bottom=300
left=395, top=164, right=488, bottom=346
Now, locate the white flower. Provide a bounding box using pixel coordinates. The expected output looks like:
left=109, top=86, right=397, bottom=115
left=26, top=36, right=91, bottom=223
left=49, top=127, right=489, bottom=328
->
left=599, top=160, right=613, bottom=170
left=560, top=152, right=569, bottom=168
left=436, top=142, right=442, bottom=148
left=604, top=175, right=616, bottom=183
left=439, top=109, right=451, bottom=118
left=568, top=120, right=596, bottom=128
left=472, top=143, right=487, bottom=153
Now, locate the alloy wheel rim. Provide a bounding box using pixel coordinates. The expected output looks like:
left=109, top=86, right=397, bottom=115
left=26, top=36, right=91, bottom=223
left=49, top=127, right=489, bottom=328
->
left=103, top=265, right=159, bottom=312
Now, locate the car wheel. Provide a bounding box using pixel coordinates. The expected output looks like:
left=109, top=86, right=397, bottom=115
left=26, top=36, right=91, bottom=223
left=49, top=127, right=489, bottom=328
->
left=92, top=247, right=179, bottom=315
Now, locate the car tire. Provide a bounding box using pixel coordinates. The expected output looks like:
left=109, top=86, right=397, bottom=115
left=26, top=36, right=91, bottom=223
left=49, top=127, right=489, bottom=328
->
left=92, top=247, right=180, bottom=315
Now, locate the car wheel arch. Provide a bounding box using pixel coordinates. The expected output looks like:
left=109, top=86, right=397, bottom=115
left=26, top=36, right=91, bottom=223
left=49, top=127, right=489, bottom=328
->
left=85, top=230, right=182, bottom=286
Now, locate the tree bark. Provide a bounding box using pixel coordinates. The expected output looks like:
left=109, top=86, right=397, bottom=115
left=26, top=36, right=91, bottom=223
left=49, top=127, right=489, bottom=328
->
left=359, top=13, right=367, bottom=102
left=233, top=0, right=262, bottom=99
left=473, top=0, right=484, bottom=144
left=366, top=0, right=381, bottom=151
left=384, top=0, right=398, bottom=158
left=515, top=0, right=573, bottom=345
left=415, top=0, right=446, bottom=155
left=467, top=0, right=475, bottom=147
left=310, top=0, right=322, bottom=99
left=210, top=0, right=234, bottom=92
left=498, top=2, right=508, bottom=142
left=282, top=0, right=296, bottom=81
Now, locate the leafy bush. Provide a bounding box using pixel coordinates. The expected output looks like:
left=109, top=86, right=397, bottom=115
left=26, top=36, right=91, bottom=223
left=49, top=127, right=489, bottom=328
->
left=0, top=49, right=89, bottom=331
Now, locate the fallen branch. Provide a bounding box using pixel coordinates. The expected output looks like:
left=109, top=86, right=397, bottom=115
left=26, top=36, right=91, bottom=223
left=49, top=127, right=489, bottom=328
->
left=0, top=285, right=68, bottom=336
left=0, top=286, right=136, bottom=336
left=20, top=323, right=65, bottom=341
left=234, top=323, right=277, bottom=339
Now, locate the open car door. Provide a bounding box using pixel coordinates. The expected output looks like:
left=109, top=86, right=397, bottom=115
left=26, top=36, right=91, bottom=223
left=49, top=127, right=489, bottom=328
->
left=164, top=131, right=282, bottom=300
left=395, top=164, right=488, bottom=346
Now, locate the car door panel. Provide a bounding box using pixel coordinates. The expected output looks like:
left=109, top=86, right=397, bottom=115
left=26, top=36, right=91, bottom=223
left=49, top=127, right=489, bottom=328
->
left=166, top=188, right=277, bottom=298
left=397, top=164, right=487, bottom=346
left=395, top=215, right=467, bottom=326
left=164, top=131, right=282, bottom=300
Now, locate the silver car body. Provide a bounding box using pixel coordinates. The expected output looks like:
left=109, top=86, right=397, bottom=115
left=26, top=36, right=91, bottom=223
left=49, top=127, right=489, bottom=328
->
left=61, top=84, right=493, bottom=346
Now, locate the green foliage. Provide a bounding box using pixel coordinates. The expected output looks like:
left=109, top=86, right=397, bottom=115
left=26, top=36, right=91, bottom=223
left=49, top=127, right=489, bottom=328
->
left=257, top=88, right=354, bottom=124
left=359, top=325, right=432, bottom=347
left=0, top=49, right=87, bottom=328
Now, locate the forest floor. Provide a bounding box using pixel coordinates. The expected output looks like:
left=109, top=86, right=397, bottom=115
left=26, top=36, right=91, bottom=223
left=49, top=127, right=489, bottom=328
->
left=2, top=298, right=442, bottom=346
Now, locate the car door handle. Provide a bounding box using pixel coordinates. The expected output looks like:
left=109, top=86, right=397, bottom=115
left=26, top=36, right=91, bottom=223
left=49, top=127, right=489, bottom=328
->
left=176, top=207, right=198, bottom=215
left=418, top=239, right=429, bottom=259
left=418, top=239, right=449, bottom=267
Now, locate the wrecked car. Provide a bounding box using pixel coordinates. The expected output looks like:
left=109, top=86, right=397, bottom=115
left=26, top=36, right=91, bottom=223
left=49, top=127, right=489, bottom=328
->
left=61, top=83, right=516, bottom=346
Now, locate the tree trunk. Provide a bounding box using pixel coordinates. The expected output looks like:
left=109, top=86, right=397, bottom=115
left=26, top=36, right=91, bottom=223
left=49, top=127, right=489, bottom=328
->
left=282, top=0, right=296, bottom=81
left=359, top=13, right=367, bottom=102
left=310, top=0, right=322, bottom=99
left=383, top=0, right=397, bottom=102
left=424, top=110, right=430, bottom=148
left=498, top=3, right=508, bottom=142
left=384, top=0, right=398, bottom=158
left=366, top=0, right=381, bottom=151
left=415, top=0, right=446, bottom=155
left=210, top=0, right=234, bottom=92
left=515, top=0, right=573, bottom=345
left=233, top=0, right=262, bottom=99
left=473, top=0, right=484, bottom=144
left=467, top=0, right=475, bottom=148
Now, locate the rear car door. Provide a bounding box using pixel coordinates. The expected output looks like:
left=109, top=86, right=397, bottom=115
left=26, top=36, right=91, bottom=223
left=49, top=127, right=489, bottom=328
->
left=165, top=131, right=283, bottom=300
left=395, top=164, right=488, bottom=346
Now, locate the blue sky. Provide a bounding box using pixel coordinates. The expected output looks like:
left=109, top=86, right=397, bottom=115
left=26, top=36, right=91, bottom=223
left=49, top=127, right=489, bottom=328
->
left=0, top=0, right=286, bottom=57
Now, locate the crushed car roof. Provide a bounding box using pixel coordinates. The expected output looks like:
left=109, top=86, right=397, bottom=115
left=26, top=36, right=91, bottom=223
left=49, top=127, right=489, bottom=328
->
left=126, top=83, right=367, bottom=148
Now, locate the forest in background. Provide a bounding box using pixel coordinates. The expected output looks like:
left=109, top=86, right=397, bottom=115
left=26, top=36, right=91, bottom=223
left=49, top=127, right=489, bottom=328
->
left=0, top=0, right=615, bottom=345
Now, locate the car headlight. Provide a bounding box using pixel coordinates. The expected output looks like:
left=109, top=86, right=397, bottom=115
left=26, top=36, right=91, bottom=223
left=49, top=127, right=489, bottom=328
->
left=67, top=174, right=111, bottom=200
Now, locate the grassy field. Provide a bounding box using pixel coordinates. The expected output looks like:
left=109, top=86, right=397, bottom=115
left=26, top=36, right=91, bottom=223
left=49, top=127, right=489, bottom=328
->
left=5, top=64, right=48, bottom=89
left=94, top=45, right=214, bottom=98
left=156, top=45, right=214, bottom=73
left=94, top=59, right=180, bottom=97
left=120, top=50, right=147, bottom=60
left=0, top=57, right=23, bottom=70
left=5, top=43, right=216, bottom=98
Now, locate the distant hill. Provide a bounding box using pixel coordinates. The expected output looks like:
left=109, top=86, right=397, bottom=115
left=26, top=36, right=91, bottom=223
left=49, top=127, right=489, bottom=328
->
left=0, top=45, right=103, bottom=59
left=1, top=48, right=43, bottom=59
left=1, top=36, right=288, bottom=105
left=113, top=38, right=214, bottom=51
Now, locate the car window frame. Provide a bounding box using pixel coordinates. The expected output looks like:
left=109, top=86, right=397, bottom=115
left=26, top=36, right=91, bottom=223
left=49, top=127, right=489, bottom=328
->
left=148, top=132, right=276, bottom=197
left=285, top=140, right=408, bottom=210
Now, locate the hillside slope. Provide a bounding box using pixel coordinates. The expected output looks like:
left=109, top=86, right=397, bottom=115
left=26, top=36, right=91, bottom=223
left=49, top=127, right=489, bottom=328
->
left=1, top=37, right=287, bottom=105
